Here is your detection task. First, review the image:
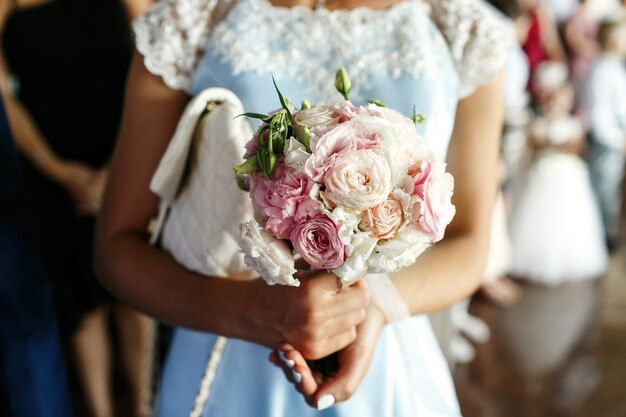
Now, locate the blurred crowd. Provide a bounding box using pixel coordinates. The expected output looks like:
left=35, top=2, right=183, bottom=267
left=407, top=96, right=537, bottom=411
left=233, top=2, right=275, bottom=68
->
left=0, top=0, right=625, bottom=417
left=450, top=0, right=626, bottom=366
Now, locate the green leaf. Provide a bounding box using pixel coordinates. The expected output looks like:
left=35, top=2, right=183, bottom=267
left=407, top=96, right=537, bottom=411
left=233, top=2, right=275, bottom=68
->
left=257, top=125, right=268, bottom=146
left=272, top=76, right=292, bottom=122
left=235, top=174, right=248, bottom=191
left=234, top=156, right=261, bottom=175
left=301, top=99, right=311, bottom=110
left=236, top=112, right=271, bottom=122
left=368, top=99, right=387, bottom=107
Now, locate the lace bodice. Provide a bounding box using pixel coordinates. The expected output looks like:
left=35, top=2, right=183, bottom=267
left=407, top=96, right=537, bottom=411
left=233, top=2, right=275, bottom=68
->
left=134, top=0, right=513, bottom=98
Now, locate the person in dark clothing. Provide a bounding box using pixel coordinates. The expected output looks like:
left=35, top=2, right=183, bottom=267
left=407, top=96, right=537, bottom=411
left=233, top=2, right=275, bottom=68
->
left=0, top=97, right=75, bottom=417
left=0, top=1, right=152, bottom=416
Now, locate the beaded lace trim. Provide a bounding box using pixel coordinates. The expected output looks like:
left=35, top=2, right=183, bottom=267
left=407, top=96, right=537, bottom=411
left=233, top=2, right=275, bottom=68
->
left=133, top=0, right=513, bottom=97
left=425, top=0, right=514, bottom=98
left=133, top=0, right=218, bottom=92
left=210, top=0, right=445, bottom=102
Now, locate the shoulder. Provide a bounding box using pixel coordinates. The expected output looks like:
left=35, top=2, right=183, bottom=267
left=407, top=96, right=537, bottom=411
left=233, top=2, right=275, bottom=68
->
left=133, top=0, right=221, bottom=92
left=425, top=0, right=515, bottom=98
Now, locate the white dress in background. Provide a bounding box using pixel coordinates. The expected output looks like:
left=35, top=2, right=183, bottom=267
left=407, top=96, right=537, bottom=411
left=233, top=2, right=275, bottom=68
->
left=509, top=116, right=608, bottom=285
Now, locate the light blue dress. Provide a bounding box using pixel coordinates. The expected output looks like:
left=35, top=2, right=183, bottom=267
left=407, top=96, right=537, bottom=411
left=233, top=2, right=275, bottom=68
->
left=134, top=0, right=512, bottom=415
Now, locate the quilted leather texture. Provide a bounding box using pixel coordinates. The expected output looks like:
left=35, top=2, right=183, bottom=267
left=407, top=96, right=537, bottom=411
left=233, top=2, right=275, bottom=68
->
left=150, top=88, right=257, bottom=279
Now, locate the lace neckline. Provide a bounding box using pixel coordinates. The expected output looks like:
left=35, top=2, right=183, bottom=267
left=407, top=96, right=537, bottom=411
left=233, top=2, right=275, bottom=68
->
left=244, top=0, right=424, bottom=18
left=209, top=0, right=442, bottom=102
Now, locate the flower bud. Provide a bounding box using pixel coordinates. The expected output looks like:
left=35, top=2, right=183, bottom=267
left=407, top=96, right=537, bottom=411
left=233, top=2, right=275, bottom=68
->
left=368, top=98, right=387, bottom=107
left=335, top=68, right=352, bottom=101
left=234, top=156, right=261, bottom=175
left=294, top=125, right=312, bottom=151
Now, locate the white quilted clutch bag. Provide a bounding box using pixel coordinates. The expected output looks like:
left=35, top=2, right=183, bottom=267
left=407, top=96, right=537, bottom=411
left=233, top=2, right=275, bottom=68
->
left=149, top=87, right=256, bottom=280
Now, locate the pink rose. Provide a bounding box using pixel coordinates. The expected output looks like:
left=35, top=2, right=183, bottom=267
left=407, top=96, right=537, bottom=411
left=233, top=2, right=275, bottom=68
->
left=290, top=214, right=346, bottom=269
left=243, top=127, right=261, bottom=159
left=411, top=160, right=456, bottom=242
left=360, top=196, right=404, bottom=239
left=250, top=162, right=320, bottom=240
left=304, top=119, right=381, bottom=183
left=332, top=104, right=381, bottom=122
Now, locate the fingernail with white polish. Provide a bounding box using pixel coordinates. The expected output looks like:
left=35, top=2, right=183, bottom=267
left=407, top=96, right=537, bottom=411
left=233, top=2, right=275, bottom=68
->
left=317, top=394, right=335, bottom=410
left=278, top=351, right=295, bottom=368
left=292, top=370, right=302, bottom=383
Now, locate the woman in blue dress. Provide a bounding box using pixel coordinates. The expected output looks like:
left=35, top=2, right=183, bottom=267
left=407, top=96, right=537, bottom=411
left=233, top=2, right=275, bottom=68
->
left=95, top=0, right=512, bottom=415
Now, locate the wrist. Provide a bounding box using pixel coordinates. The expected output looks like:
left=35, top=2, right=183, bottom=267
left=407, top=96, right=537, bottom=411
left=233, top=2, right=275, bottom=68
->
left=221, top=278, right=274, bottom=345
left=38, top=154, right=65, bottom=182
left=364, top=273, right=410, bottom=324
left=366, top=303, right=387, bottom=329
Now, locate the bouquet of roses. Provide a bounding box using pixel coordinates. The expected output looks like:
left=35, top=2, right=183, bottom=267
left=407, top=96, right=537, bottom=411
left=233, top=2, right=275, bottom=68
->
left=235, top=69, right=456, bottom=288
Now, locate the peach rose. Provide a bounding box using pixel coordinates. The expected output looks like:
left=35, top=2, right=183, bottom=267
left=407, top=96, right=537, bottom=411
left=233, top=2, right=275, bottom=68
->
left=360, top=196, right=404, bottom=239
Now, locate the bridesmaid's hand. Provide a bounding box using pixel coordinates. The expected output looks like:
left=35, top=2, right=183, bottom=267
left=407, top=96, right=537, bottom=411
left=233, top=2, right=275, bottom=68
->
left=76, top=168, right=109, bottom=215
left=44, top=158, right=98, bottom=212
left=243, top=271, right=369, bottom=360
left=269, top=304, right=386, bottom=409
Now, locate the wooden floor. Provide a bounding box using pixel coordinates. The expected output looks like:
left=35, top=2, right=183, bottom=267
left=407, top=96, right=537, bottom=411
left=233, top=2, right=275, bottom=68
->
left=454, top=247, right=626, bottom=417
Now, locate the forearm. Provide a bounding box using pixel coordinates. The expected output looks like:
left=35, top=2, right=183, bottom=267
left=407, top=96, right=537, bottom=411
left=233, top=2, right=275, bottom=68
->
left=389, top=72, right=503, bottom=316
left=95, top=229, right=256, bottom=338
left=391, top=230, right=486, bottom=315
left=0, top=89, right=58, bottom=170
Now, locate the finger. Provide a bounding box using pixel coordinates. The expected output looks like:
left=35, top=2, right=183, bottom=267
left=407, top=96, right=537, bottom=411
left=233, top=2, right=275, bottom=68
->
left=271, top=349, right=296, bottom=384
left=313, top=347, right=368, bottom=409
left=297, top=326, right=357, bottom=360
left=268, top=351, right=280, bottom=366
left=315, top=282, right=369, bottom=320
left=281, top=348, right=319, bottom=405
left=297, top=269, right=341, bottom=293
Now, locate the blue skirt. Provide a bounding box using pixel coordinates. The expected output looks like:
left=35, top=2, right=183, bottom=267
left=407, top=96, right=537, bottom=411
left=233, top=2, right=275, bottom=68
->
left=155, top=315, right=460, bottom=417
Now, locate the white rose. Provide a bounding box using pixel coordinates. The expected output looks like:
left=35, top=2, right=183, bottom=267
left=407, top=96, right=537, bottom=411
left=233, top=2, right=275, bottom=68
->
left=354, top=112, right=433, bottom=182
left=367, top=223, right=431, bottom=274
left=239, top=220, right=299, bottom=286
left=324, top=207, right=360, bottom=245
left=284, top=138, right=311, bottom=175
left=324, top=149, right=392, bottom=212
left=332, top=231, right=378, bottom=283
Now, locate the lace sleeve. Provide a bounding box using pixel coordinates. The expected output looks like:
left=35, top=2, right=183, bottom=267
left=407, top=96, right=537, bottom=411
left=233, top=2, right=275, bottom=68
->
left=426, top=0, right=514, bottom=98
left=132, top=0, right=218, bottom=93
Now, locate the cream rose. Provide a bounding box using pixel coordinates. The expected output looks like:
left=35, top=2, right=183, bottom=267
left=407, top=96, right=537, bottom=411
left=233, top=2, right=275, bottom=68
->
left=293, top=104, right=341, bottom=145
left=324, top=149, right=392, bottom=212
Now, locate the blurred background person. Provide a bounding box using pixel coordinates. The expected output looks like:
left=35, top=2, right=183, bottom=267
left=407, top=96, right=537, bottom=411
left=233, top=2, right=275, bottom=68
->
left=543, top=0, right=580, bottom=25
left=0, top=0, right=152, bottom=416
left=0, top=91, right=75, bottom=417
left=586, top=17, right=626, bottom=252
left=564, top=0, right=599, bottom=122
left=519, top=0, right=568, bottom=101
left=509, top=61, right=608, bottom=285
